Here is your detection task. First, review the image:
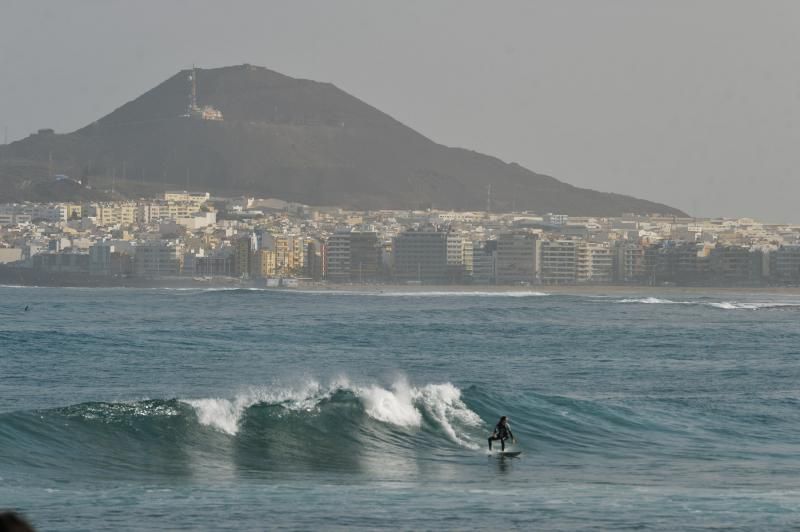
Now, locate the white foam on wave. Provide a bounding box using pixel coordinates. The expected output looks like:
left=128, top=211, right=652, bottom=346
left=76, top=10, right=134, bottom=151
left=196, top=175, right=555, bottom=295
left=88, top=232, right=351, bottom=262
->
left=618, top=297, right=678, bottom=304
left=187, top=287, right=267, bottom=292
left=185, top=398, right=243, bottom=435
left=617, top=297, right=800, bottom=310
left=184, top=379, right=332, bottom=435
left=183, top=376, right=482, bottom=449
left=616, top=297, right=800, bottom=310
left=707, top=301, right=800, bottom=310
left=413, top=382, right=482, bottom=448
left=356, top=378, right=482, bottom=449
left=222, top=289, right=549, bottom=298
left=358, top=378, right=422, bottom=427
left=374, top=290, right=548, bottom=298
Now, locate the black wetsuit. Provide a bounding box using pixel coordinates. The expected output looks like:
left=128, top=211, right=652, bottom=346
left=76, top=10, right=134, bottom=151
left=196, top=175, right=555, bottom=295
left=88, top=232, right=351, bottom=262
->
left=488, top=421, right=513, bottom=451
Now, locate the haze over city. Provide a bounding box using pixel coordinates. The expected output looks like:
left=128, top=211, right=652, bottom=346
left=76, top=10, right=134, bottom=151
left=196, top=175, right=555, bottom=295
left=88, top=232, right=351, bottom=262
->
left=4, top=3, right=800, bottom=532
left=2, top=0, right=799, bottom=221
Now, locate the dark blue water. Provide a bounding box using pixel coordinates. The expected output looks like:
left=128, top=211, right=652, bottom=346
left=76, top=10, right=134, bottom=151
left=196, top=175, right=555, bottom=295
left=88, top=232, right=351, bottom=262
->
left=2, top=287, right=800, bottom=530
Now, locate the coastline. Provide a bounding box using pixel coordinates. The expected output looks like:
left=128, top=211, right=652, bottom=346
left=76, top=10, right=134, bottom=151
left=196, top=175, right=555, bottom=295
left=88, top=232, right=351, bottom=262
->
left=295, top=283, right=800, bottom=297
left=3, top=263, right=800, bottom=297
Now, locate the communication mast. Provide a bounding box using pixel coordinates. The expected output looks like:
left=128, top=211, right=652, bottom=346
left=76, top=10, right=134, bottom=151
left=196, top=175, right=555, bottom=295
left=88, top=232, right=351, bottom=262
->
left=188, top=66, right=198, bottom=114
left=182, top=66, right=223, bottom=121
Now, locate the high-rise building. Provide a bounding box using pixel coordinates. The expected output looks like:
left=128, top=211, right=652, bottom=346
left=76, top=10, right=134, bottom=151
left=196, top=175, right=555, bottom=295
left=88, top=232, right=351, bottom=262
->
left=540, top=239, right=578, bottom=284
left=305, top=240, right=323, bottom=280
left=462, top=240, right=474, bottom=277
left=324, top=230, right=380, bottom=282
left=256, top=249, right=277, bottom=278
left=89, top=241, right=114, bottom=276
left=769, top=245, right=800, bottom=283
left=615, top=242, right=650, bottom=283
left=232, top=235, right=255, bottom=277
left=710, top=245, right=761, bottom=285
left=324, top=232, right=351, bottom=282
left=471, top=241, right=496, bottom=284
left=445, top=232, right=467, bottom=283
left=655, top=241, right=712, bottom=284
left=393, top=228, right=448, bottom=284
left=262, top=234, right=309, bottom=276
left=133, top=241, right=183, bottom=277
left=577, top=242, right=612, bottom=283
left=349, top=231, right=381, bottom=282
left=495, top=232, right=538, bottom=284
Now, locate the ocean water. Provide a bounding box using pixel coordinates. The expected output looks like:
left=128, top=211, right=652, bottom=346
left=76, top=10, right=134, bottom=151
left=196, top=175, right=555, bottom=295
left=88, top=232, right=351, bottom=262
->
left=2, top=286, right=800, bottom=530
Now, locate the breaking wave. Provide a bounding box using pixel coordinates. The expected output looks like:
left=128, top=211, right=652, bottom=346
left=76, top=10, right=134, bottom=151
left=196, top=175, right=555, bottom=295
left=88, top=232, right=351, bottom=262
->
left=4, top=375, right=772, bottom=483
left=618, top=297, right=683, bottom=304
left=617, top=297, right=800, bottom=310
left=0, top=378, right=508, bottom=478
left=182, top=378, right=482, bottom=446
left=266, top=289, right=550, bottom=298
left=372, top=290, right=549, bottom=297
left=707, top=301, right=800, bottom=310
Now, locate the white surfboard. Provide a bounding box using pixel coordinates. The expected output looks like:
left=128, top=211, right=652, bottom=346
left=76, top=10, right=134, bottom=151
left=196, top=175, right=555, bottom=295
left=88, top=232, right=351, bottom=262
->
left=492, top=450, right=521, bottom=457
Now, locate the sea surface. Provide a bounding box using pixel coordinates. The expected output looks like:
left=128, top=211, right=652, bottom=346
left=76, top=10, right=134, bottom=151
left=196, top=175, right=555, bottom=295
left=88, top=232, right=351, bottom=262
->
left=1, top=286, right=800, bottom=530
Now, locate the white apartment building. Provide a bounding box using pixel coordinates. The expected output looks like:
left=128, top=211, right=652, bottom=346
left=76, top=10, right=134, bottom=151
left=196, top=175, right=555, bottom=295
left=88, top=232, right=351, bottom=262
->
left=446, top=233, right=464, bottom=265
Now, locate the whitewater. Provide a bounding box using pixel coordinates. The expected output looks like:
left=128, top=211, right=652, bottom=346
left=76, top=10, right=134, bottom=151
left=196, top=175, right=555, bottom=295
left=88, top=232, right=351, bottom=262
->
left=2, top=287, right=800, bottom=530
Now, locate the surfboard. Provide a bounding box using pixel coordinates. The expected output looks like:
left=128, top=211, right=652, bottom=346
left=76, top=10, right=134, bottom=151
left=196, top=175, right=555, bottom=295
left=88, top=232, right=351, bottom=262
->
left=492, top=451, right=521, bottom=458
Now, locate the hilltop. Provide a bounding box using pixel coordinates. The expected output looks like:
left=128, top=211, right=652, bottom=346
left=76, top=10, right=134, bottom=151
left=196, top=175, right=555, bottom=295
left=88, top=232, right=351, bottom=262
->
left=0, top=64, right=686, bottom=216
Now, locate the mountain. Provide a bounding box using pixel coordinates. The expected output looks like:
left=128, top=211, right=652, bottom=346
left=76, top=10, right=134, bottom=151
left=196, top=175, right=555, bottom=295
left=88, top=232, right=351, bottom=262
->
left=0, top=64, right=686, bottom=216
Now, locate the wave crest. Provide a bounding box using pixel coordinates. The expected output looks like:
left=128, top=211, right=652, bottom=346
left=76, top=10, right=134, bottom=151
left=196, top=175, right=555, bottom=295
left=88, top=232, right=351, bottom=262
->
left=618, top=297, right=679, bottom=304
left=708, top=301, right=800, bottom=310
left=181, top=377, right=481, bottom=449
left=617, top=297, right=800, bottom=310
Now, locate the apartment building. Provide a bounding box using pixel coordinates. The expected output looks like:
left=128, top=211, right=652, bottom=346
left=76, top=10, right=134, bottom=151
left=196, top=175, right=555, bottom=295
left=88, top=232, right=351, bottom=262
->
left=495, top=232, right=537, bottom=284
left=769, top=245, right=800, bottom=283
left=577, top=242, right=612, bottom=283
left=92, top=202, right=138, bottom=226
left=393, top=228, right=448, bottom=284
left=615, top=242, right=650, bottom=283
left=133, top=241, right=183, bottom=277
left=325, top=231, right=382, bottom=282
left=540, top=239, right=578, bottom=284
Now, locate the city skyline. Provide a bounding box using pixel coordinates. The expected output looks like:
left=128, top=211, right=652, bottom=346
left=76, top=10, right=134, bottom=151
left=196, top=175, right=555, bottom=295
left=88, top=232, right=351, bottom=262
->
left=2, top=191, right=800, bottom=288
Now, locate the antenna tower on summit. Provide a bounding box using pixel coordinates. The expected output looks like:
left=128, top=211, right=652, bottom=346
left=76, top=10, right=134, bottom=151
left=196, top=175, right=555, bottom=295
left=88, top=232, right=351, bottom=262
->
left=188, top=66, right=198, bottom=113
left=182, top=66, right=223, bottom=121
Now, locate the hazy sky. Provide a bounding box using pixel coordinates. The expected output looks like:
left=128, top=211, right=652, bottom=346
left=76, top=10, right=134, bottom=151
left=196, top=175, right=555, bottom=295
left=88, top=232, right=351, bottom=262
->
left=2, top=0, right=799, bottom=221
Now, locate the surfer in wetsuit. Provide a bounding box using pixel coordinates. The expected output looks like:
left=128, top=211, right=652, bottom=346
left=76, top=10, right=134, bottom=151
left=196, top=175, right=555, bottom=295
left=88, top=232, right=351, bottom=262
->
left=488, top=416, right=515, bottom=451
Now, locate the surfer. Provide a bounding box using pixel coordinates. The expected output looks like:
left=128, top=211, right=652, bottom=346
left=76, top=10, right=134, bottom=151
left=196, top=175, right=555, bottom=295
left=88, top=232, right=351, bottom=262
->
left=488, top=415, right=515, bottom=451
